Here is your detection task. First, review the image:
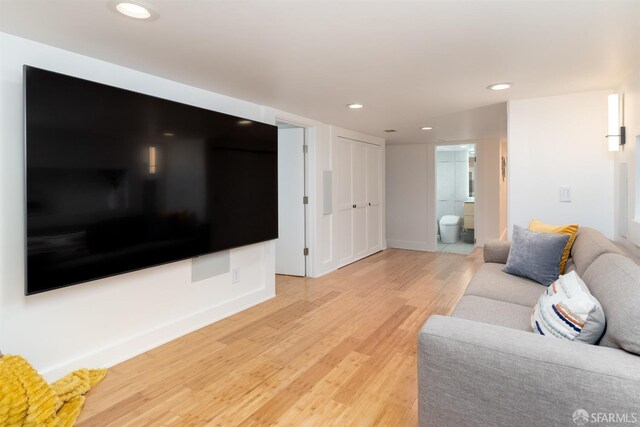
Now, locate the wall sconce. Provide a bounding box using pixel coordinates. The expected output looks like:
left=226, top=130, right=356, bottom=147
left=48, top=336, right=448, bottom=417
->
left=149, top=146, right=156, bottom=174
left=607, top=93, right=626, bottom=152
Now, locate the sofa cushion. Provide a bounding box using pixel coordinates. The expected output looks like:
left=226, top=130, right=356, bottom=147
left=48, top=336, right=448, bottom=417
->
left=503, top=225, right=569, bottom=286
left=571, top=227, right=623, bottom=276
left=583, top=254, right=640, bottom=355
left=452, top=295, right=532, bottom=331
left=531, top=271, right=606, bottom=344
left=465, top=263, right=547, bottom=307
left=528, top=219, right=579, bottom=274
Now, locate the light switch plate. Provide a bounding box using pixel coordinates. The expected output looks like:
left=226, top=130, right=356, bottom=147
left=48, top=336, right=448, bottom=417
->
left=559, top=186, right=572, bottom=202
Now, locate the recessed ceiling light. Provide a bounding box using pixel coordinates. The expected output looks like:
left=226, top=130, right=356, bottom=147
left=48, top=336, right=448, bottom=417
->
left=487, top=82, right=512, bottom=91
left=421, top=126, right=433, bottom=130
left=163, top=132, right=174, bottom=137
left=109, top=0, right=157, bottom=20
left=237, top=120, right=253, bottom=125
left=346, top=103, right=364, bottom=109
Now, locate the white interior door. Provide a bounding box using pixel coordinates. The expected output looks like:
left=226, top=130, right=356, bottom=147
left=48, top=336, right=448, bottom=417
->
left=337, top=138, right=354, bottom=265
left=352, top=142, right=368, bottom=259
left=275, top=128, right=305, bottom=276
left=366, top=144, right=381, bottom=252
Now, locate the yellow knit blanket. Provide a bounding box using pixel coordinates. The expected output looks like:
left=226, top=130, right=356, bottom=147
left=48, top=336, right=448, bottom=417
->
left=0, top=354, right=106, bottom=427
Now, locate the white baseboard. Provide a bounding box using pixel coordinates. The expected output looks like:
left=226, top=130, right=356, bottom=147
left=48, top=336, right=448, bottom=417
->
left=310, top=267, right=337, bottom=279
left=40, top=286, right=275, bottom=382
left=386, top=239, right=430, bottom=252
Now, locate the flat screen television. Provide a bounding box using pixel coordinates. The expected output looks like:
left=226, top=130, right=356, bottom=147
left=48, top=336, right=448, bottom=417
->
left=24, top=66, right=278, bottom=295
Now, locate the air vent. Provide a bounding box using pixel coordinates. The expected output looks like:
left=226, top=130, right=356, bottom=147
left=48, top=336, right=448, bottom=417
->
left=384, top=129, right=397, bottom=133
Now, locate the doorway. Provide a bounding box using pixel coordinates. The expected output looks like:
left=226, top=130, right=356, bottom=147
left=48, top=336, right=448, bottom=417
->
left=435, top=144, right=476, bottom=255
left=275, top=122, right=308, bottom=276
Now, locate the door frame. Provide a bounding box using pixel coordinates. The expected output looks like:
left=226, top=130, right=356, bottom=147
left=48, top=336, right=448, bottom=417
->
left=427, top=139, right=485, bottom=252
left=275, top=114, right=316, bottom=277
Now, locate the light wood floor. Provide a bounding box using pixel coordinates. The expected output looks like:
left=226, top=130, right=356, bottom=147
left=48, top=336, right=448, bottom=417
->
left=77, top=248, right=483, bottom=427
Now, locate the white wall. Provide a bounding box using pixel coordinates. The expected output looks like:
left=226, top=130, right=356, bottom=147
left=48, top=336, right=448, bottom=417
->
left=613, top=65, right=640, bottom=256
left=386, top=144, right=430, bottom=250
left=0, top=33, right=277, bottom=380
left=508, top=90, right=614, bottom=238
left=476, top=138, right=507, bottom=245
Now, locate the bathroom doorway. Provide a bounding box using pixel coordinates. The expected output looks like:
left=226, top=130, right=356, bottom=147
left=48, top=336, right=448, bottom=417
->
left=435, top=144, right=476, bottom=254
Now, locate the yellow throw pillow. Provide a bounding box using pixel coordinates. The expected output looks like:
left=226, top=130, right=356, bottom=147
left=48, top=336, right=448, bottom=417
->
left=529, top=219, right=579, bottom=274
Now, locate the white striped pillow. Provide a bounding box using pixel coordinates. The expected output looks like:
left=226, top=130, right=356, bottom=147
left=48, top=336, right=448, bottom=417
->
left=531, top=271, right=606, bottom=344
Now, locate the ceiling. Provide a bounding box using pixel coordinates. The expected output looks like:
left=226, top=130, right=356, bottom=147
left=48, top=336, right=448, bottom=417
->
left=1, top=0, right=639, bottom=145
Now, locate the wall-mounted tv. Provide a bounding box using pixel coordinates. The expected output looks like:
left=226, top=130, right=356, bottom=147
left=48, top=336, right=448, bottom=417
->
left=24, top=66, right=278, bottom=295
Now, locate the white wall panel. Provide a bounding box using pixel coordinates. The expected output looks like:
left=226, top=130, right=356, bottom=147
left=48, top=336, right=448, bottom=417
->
left=508, top=91, right=613, bottom=238
left=386, top=144, right=430, bottom=250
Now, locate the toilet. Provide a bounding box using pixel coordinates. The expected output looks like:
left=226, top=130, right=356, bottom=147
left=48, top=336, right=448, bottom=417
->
left=439, top=215, right=461, bottom=244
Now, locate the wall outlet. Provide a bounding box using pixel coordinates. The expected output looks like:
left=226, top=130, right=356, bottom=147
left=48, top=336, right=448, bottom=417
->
left=232, top=268, right=240, bottom=284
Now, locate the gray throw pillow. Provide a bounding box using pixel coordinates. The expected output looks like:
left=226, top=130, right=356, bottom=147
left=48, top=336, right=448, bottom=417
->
left=503, top=225, right=570, bottom=286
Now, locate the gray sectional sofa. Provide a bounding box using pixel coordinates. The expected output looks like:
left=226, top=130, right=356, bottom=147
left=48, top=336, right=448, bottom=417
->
left=418, top=227, right=640, bottom=427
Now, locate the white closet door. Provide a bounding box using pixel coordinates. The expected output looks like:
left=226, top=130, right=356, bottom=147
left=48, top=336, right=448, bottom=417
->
left=352, top=141, right=368, bottom=259
left=337, top=138, right=354, bottom=264
left=366, top=144, right=381, bottom=252
left=275, top=128, right=306, bottom=276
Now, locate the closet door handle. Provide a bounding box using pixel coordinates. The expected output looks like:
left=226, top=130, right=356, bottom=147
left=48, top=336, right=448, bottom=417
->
left=353, top=204, right=356, bottom=208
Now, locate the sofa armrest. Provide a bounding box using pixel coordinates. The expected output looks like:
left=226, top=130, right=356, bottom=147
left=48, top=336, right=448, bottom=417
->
left=418, top=315, right=640, bottom=427
left=483, top=240, right=511, bottom=264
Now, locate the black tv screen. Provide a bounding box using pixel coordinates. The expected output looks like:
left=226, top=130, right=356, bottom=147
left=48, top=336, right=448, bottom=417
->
left=24, top=66, right=278, bottom=295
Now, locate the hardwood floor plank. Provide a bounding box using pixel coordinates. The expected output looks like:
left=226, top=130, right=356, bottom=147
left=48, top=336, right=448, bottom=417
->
left=355, top=305, right=416, bottom=355
left=77, top=248, right=482, bottom=426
